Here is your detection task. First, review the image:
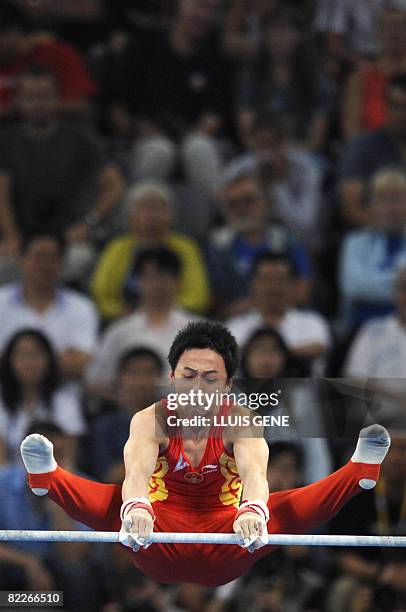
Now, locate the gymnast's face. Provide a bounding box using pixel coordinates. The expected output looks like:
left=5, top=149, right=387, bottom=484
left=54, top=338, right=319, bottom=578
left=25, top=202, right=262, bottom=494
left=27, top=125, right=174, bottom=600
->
left=170, top=348, right=231, bottom=413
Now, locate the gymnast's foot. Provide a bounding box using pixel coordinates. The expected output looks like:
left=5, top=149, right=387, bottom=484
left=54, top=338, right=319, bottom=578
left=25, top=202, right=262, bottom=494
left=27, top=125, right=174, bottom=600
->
left=351, top=425, right=391, bottom=490
left=20, top=434, right=57, bottom=496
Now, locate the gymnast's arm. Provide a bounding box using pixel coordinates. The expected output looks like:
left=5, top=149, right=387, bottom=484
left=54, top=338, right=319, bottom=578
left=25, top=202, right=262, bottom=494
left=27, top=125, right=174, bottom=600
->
left=232, top=434, right=269, bottom=504
left=121, top=405, right=166, bottom=540
left=230, top=413, right=270, bottom=545
left=122, top=406, right=162, bottom=500
left=233, top=437, right=269, bottom=552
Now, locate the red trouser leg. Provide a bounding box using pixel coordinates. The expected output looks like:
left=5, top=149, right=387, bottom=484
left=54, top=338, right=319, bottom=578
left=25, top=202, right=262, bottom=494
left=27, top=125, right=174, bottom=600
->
left=267, top=460, right=380, bottom=536
left=28, top=467, right=122, bottom=532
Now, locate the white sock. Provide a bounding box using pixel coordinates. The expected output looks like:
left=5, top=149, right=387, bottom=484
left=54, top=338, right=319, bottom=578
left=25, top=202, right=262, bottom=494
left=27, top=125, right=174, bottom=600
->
left=351, top=425, right=391, bottom=464
left=351, top=425, right=391, bottom=490
left=20, top=434, right=57, bottom=496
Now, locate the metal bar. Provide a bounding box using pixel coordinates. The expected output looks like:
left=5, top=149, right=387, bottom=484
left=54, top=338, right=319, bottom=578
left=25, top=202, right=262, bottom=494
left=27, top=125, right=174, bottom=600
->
left=0, top=531, right=405, bottom=547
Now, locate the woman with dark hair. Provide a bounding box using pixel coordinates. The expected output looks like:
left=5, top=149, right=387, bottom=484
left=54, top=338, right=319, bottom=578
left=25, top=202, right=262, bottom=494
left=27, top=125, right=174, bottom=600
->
left=240, top=326, right=332, bottom=483
left=240, top=326, right=309, bottom=379
left=0, top=329, right=85, bottom=463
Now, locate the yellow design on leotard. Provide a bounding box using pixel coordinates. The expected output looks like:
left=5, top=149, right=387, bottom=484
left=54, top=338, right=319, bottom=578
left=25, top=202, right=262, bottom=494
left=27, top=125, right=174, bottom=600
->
left=219, top=452, right=242, bottom=507
left=148, top=456, right=169, bottom=502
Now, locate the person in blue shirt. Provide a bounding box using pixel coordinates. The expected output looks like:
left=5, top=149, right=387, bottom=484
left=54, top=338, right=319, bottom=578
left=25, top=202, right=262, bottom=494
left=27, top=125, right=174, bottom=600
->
left=339, top=168, right=406, bottom=330
left=206, top=170, right=312, bottom=317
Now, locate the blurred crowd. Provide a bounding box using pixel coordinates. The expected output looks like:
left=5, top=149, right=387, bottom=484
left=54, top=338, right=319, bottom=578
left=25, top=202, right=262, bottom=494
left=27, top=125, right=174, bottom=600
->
left=0, top=0, right=406, bottom=610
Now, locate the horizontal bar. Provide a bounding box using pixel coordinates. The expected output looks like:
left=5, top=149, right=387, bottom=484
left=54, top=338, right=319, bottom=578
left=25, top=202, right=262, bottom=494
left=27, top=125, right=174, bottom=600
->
left=0, top=531, right=406, bottom=547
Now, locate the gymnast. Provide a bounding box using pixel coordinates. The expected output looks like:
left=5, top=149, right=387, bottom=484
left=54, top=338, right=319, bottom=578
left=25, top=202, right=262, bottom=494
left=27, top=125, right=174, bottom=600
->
left=20, top=321, right=391, bottom=587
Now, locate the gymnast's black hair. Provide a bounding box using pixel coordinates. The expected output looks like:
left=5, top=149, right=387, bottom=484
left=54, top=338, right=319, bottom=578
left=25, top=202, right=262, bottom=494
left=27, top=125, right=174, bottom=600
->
left=168, top=321, right=239, bottom=381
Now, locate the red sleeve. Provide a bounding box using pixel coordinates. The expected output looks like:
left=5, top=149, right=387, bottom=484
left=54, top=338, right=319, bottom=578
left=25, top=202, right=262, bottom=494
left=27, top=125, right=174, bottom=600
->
left=31, top=41, right=97, bottom=100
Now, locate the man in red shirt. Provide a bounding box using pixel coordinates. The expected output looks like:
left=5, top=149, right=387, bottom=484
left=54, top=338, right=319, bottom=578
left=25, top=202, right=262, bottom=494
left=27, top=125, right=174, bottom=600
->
left=0, top=0, right=95, bottom=117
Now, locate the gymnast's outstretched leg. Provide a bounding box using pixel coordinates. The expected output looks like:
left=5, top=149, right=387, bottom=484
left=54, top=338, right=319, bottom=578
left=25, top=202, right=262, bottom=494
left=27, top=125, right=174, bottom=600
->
left=20, top=434, right=122, bottom=532
left=21, top=425, right=390, bottom=540
left=265, top=425, right=391, bottom=540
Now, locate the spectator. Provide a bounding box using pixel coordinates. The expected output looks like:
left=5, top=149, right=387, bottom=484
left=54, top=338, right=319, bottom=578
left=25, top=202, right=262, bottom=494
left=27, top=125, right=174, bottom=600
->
left=239, top=326, right=309, bottom=379
left=226, top=252, right=331, bottom=371
left=0, top=232, right=98, bottom=382
left=330, top=435, right=406, bottom=601
left=111, top=0, right=233, bottom=194
left=0, top=329, right=85, bottom=464
left=207, top=168, right=312, bottom=316
left=343, top=266, right=406, bottom=427
left=341, top=2, right=406, bottom=140
left=0, top=65, right=124, bottom=284
left=91, top=182, right=210, bottom=320
left=0, top=421, right=102, bottom=612
left=90, top=347, right=163, bottom=482
left=0, top=0, right=96, bottom=117
left=344, top=266, right=406, bottom=379
left=222, top=110, right=325, bottom=251
left=224, top=0, right=284, bottom=62
left=339, top=73, right=406, bottom=227
left=266, top=441, right=304, bottom=492
left=339, top=169, right=406, bottom=330
left=314, top=0, right=385, bottom=67
left=88, top=247, right=197, bottom=395
left=240, top=327, right=332, bottom=483
left=238, top=9, right=326, bottom=144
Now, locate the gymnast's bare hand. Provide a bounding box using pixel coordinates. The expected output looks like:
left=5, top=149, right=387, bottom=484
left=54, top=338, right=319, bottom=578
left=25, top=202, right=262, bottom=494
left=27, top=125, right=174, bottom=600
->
left=233, top=512, right=268, bottom=553
left=119, top=508, right=154, bottom=552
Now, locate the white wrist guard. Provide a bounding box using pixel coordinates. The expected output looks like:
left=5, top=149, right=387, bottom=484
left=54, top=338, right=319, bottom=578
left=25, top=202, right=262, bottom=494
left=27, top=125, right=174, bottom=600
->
left=236, top=499, right=270, bottom=523
left=120, top=497, right=155, bottom=523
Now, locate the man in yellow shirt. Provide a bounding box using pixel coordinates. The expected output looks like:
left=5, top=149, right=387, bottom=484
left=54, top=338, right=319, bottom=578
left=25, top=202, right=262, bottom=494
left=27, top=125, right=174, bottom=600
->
left=91, top=181, right=211, bottom=321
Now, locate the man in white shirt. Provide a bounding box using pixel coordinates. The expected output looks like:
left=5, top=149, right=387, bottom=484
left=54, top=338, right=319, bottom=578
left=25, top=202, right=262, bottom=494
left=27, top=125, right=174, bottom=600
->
left=227, top=252, right=330, bottom=372
left=87, top=247, right=198, bottom=398
left=0, top=232, right=98, bottom=380
left=344, top=266, right=406, bottom=426
left=344, top=267, right=406, bottom=378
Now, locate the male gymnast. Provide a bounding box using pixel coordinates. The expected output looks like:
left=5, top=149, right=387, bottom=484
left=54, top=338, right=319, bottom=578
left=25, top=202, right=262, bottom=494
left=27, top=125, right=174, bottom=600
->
left=20, top=322, right=391, bottom=587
